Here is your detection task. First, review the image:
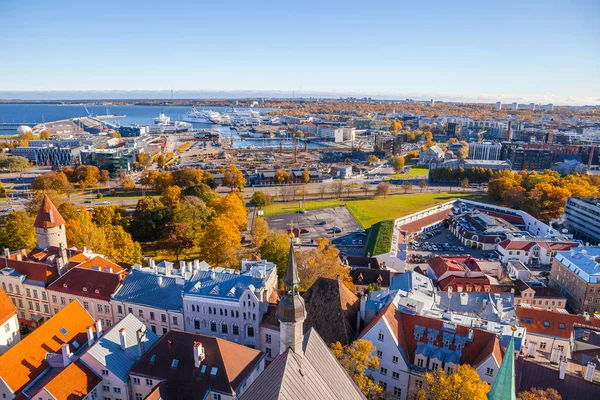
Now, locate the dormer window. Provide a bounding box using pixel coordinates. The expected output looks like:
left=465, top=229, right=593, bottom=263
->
left=415, top=332, right=422, bottom=340
left=456, top=342, right=463, bottom=350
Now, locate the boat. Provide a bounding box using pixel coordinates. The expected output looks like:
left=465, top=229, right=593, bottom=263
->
left=223, top=108, right=261, bottom=126
left=182, top=108, right=223, bottom=124
left=154, top=112, right=171, bottom=125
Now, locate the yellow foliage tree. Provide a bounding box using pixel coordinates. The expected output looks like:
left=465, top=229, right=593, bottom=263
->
left=160, top=185, right=182, bottom=208
left=415, top=364, right=489, bottom=400
left=296, top=238, right=354, bottom=292
left=198, top=214, right=241, bottom=267
left=331, top=339, right=382, bottom=399
left=212, top=192, right=247, bottom=231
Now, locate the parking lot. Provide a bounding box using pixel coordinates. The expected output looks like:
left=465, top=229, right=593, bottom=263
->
left=266, top=206, right=367, bottom=256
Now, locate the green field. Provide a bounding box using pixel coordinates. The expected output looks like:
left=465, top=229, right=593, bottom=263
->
left=264, top=192, right=487, bottom=228
left=388, top=166, right=429, bottom=179
left=364, top=220, right=395, bottom=256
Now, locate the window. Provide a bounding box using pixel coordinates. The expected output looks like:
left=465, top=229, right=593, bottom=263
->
left=44, top=304, right=49, bottom=314
left=97, top=304, right=103, bottom=313
left=247, top=326, right=255, bottom=337
left=377, top=350, right=383, bottom=358
left=392, top=371, right=400, bottom=380
left=151, top=325, right=156, bottom=333
left=104, top=305, right=110, bottom=314
left=4, top=323, right=10, bottom=333
left=150, top=312, right=155, bottom=320
left=83, top=301, right=89, bottom=310
left=380, top=381, right=387, bottom=391
left=266, top=347, right=272, bottom=357
left=266, top=334, right=272, bottom=344
left=211, top=322, right=217, bottom=332
left=161, top=314, right=167, bottom=323
left=378, top=331, right=385, bottom=341
left=543, top=320, right=550, bottom=327
left=102, top=385, right=110, bottom=392
left=417, top=358, right=424, bottom=368
left=172, top=316, right=178, bottom=326
left=28, top=301, right=33, bottom=310
left=138, top=310, right=144, bottom=318
left=221, top=323, right=228, bottom=334
left=117, top=305, right=123, bottom=314
left=540, top=342, right=547, bottom=350
left=392, top=356, right=398, bottom=364
left=145, top=378, right=153, bottom=386
left=213, top=394, right=222, bottom=400
left=163, top=327, right=167, bottom=335
left=415, top=379, right=423, bottom=389
left=60, top=297, right=66, bottom=305
left=33, top=290, right=38, bottom=299
left=393, top=387, right=402, bottom=397
left=52, top=295, right=57, bottom=303
left=194, top=319, right=200, bottom=330
left=133, top=377, right=140, bottom=385
left=35, top=303, right=40, bottom=311
left=431, top=362, right=439, bottom=372
left=135, top=394, right=142, bottom=400
left=113, top=388, right=121, bottom=394
left=26, top=288, right=31, bottom=297
left=380, top=367, right=388, bottom=376
left=128, top=307, right=133, bottom=314
left=233, top=324, right=240, bottom=335
left=101, top=369, right=109, bottom=376
left=486, top=368, right=494, bottom=376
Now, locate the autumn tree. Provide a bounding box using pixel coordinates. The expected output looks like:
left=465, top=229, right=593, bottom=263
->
left=517, top=387, right=562, bottom=400
left=401, top=181, right=412, bottom=194
left=198, top=214, right=241, bottom=267
left=136, top=152, right=152, bottom=169
left=157, top=154, right=167, bottom=168
left=331, top=339, right=381, bottom=399
left=212, top=192, right=247, bottom=231
left=456, top=141, right=470, bottom=159
left=302, top=168, right=311, bottom=184
left=319, top=184, right=326, bottom=199
left=92, top=205, right=130, bottom=228
left=162, top=223, right=194, bottom=261
left=390, top=120, right=403, bottom=132
left=376, top=182, right=391, bottom=198
left=222, top=164, right=246, bottom=191
left=460, top=177, right=470, bottom=191
left=391, top=156, right=405, bottom=173
left=250, top=191, right=267, bottom=207
left=103, top=225, right=142, bottom=265
left=367, top=155, right=379, bottom=165
left=0, top=211, right=36, bottom=251
left=274, top=169, right=288, bottom=184
left=415, top=364, right=489, bottom=400
left=40, top=130, right=51, bottom=140
left=418, top=179, right=428, bottom=192
left=259, top=230, right=290, bottom=286
left=296, top=238, right=354, bottom=291
left=160, top=185, right=182, bottom=208
left=120, top=176, right=135, bottom=190
left=172, top=168, right=205, bottom=188
left=66, top=207, right=106, bottom=253
left=251, top=217, right=269, bottom=249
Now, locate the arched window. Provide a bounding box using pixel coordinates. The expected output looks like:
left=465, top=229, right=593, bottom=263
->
left=253, top=313, right=256, bottom=321
left=243, top=312, right=246, bottom=320
left=194, top=319, right=201, bottom=330
left=232, top=324, right=240, bottom=336
left=8, top=284, right=13, bottom=293
left=208, top=307, right=212, bottom=315
left=221, top=322, right=228, bottom=334
left=224, top=309, right=228, bottom=317
left=210, top=321, right=217, bottom=332
left=220, top=308, right=223, bottom=316
left=247, top=325, right=255, bottom=338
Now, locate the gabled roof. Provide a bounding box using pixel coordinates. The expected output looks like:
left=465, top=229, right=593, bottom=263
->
left=350, top=268, right=391, bottom=288
left=85, top=314, right=159, bottom=382
left=239, top=328, right=365, bottom=400
left=0, top=287, right=17, bottom=326
left=437, top=275, right=491, bottom=291
left=38, top=360, right=102, bottom=400
left=516, top=307, right=600, bottom=339
left=0, top=258, right=59, bottom=285
left=71, top=255, right=126, bottom=275
left=48, top=267, right=122, bottom=301
left=302, top=277, right=359, bottom=346
left=427, top=256, right=483, bottom=278
left=34, top=194, right=65, bottom=229
left=398, top=209, right=450, bottom=234
left=0, top=301, right=95, bottom=395
left=130, top=330, right=264, bottom=399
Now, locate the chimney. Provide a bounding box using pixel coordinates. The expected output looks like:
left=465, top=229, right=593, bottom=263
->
left=148, top=258, right=156, bottom=270
left=3, top=248, right=9, bottom=258
left=95, top=319, right=103, bottom=339
left=584, top=312, right=590, bottom=322
left=158, top=276, right=163, bottom=285
left=447, top=286, right=453, bottom=299
left=136, top=327, right=145, bottom=357
left=119, top=328, right=127, bottom=350
left=15, top=253, right=22, bottom=261
left=193, top=341, right=205, bottom=368
left=559, top=359, right=567, bottom=379
left=61, top=343, right=71, bottom=366
left=180, top=260, right=186, bottom=270
left=87, top=326, right=94, bottom=346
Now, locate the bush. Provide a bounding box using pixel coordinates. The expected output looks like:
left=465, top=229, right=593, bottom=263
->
left=96, top=193, right=103, bottom=199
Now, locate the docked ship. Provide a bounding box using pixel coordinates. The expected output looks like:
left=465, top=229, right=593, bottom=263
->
left=154, top=112, right=171, bottom=125
left=182, top=108, right=223, bottom=124
left=223, top=108, right=261, bottom=126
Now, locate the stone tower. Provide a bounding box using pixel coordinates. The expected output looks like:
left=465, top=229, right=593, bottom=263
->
left=277, top=244, right=306, bottom=355
left=34, top=194, right=67, bottom=250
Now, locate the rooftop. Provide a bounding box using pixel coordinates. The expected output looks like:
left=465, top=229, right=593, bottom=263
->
left=0, top=287, right=17, bottom=325
left=23, top=360, right=102, bottom=400
left=48, top=267, right=122, bottom=301
left=516, top=306, right=600, bottom=339
left=0, top=258, right=59, bottom=285
left=112, top=268, right=187, bottom=311
left=34, top=194, right=66, bottom=230
left=130, top=330, right=264, bottom=399
left=555, top=247, right=600, bottom=284
left=0, top=301, right=95, bottom=395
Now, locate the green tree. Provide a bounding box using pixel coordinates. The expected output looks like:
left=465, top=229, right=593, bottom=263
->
left=129, top=197, right=174, bottom=242
left=259, top=230, right=290, bottom=286
left=250, top=191, right=267, bottom=207
left=0, top=211, right=36, bottom=250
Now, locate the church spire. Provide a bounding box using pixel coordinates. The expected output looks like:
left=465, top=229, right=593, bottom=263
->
left=488, top=327, right=517, bottom=400
left=277, top=244, right=306, bottom=355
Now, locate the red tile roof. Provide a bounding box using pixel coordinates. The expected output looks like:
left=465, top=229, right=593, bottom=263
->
left=437, top=275, right=491, bottom=292
left=0, top=287, right=17, bottom=326
left=360, top=303, right=501, bottom=367
left=48, top=268, right=122, bottom=301
left=34, top=195, right=65, bottom=229
left=71, top=255, right=126, bottom=275
left=0, top=258, right=59, bottom=284
left=42, top=360, right=102, bottom=400
left=0, top=301, right=96, bottom=395
left=427, top=256, right=483, bottom=278
left=516, top=307, right=600, bottom=339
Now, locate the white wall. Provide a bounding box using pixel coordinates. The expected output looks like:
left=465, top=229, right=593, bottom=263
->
left=49, top=291, right=114, bottom=328
left=80, top=352, right=130, bottom=400
left=112, top=301, right=182, bottom=336
left=0, top=314, right=20, bottom=354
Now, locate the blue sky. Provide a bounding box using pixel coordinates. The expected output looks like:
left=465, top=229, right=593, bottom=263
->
left=0, top=0, right=598, bottom=104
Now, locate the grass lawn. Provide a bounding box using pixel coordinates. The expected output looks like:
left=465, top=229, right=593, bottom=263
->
left=388, top=166, right=429, bottom=179
left=364, top=220, right=395, bottom=256
left=264, top=191, right=488, bottom=228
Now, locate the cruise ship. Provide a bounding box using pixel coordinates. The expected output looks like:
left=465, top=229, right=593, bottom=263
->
left=182, top=108, right=223, bottom=124
left=153, top=112, right=171, bottom=125
left=223, top=108, right=261, bottom=126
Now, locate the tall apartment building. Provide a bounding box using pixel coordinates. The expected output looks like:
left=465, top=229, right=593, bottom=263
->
left=468, top=142, right=502, bottom=160
left=549, top=246, right=600, bottom=314
left=564, top=197, right=600, bottom=245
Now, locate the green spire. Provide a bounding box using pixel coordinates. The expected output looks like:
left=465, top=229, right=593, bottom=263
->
left=487, top=330, right=516, bottom=400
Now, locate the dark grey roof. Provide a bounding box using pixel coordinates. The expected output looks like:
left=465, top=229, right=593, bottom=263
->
left=284, top=244, right=299, bottom=286
left=239, top=328, right=365, bottom=400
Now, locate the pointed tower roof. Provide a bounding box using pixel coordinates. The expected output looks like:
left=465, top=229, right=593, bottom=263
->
left=34, top=195, right=65, bottom=229
left=284, top=243, right=300, bottom=286
left=487, top=328, right=516, bottom=400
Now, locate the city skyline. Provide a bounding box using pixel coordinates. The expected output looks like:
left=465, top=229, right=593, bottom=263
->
left=1, top=0, right=599, bottom=105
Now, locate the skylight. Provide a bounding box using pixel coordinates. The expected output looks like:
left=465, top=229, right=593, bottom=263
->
left=171, top=359, right=179, bottom=369
left=150, top=354, right=156, bottom=364
left=200, top=365, right=207, bottom=373
left=210, top=367, right=218, bottom=376
left=60, top=327, right=69, bottom=336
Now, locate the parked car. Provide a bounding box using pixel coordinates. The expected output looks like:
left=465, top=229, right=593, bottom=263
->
left=300, top=228, right=309, bottom=234
left=317, top=220, right=327, bottom=225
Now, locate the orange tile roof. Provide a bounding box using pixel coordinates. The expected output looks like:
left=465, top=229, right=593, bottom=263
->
left=0, top=301, right=95, bottom=395
left=516, top=306, right=600, bottom=339
left=72, top=255, right=126, bottom=275
left=43, top=360, right=102, bottom=400
left=0, top=287, right=17, bottom=326
left=0, top=258, right=59, bottom=284
left=34, top=194, right=65, bottom=229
